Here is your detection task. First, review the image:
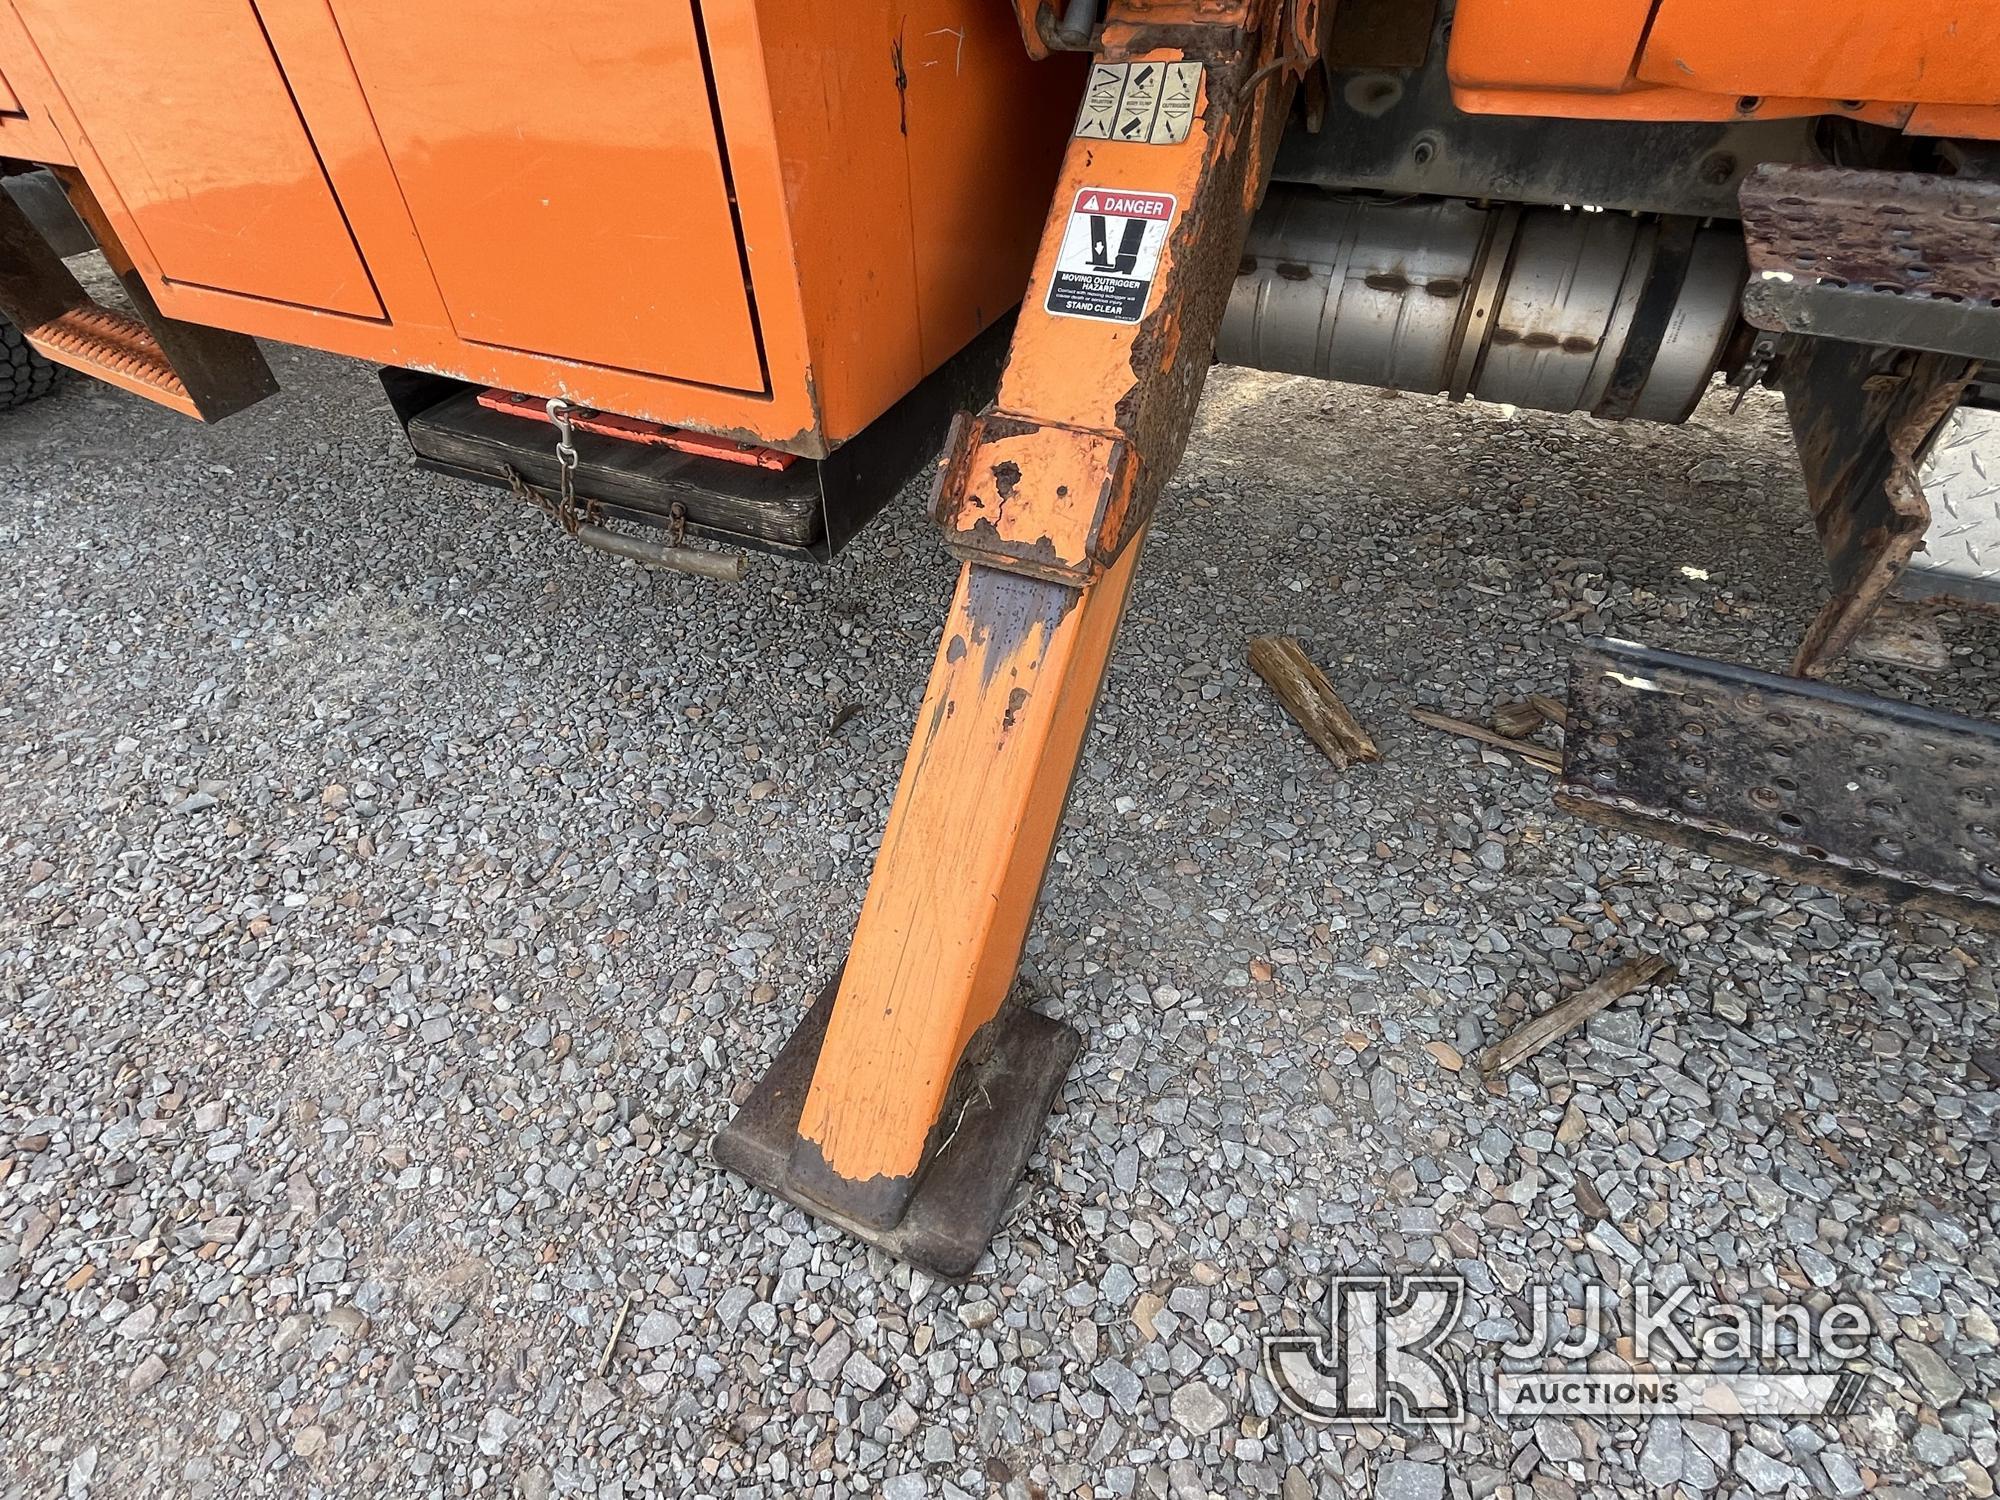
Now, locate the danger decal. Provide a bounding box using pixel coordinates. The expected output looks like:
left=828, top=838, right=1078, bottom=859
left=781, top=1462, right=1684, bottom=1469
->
left=1044, top=188, right=1178, bottom=325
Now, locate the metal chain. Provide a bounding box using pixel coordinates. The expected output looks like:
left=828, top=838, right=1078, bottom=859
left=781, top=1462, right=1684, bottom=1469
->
left=500, top=396, right=601, bottom=536
left=548, top=397, right=581, bottom=519
left=1729, top=333, right=1781, bottom=415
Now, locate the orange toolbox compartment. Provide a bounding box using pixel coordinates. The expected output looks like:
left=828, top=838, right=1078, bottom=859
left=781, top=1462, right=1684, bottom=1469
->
left=0, top=1, right=1081, bottom=462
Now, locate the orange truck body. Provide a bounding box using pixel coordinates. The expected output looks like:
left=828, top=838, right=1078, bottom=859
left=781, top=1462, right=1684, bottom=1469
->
left=7, top=0, right=2000, bottom=1273
left=2, top=1, right=1996, bottom=452
left=0, top=1, right=1081, bottom=455
left=1448, top=0, right=2000, bottom=135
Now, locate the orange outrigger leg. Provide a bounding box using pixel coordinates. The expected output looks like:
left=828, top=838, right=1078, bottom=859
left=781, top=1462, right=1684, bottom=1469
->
left=716, top=0, right=1317, bottom=1276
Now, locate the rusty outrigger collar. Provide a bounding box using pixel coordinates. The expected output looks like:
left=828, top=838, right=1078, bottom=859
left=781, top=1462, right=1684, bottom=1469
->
left=931, top=410, right=1137, bottom=583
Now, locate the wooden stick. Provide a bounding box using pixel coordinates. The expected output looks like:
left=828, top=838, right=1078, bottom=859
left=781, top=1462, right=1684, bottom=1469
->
left=596, top=1294, right=632, bottom=1378
left=1529, top=693, right=1569, bottom=730
left=1479, top=954, right=1676, bottom=1078
left=1249, top=636, right=1380, bottom=770
left=1409, top=708, right=1563, bottom=772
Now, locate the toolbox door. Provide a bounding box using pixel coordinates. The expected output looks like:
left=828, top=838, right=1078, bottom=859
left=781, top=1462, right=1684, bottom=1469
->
left=13, top=0, right=384, bottom=317
left=324, top=1, right=766, bottom=394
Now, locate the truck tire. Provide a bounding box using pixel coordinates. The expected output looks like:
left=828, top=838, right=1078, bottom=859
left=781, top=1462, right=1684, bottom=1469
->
left=0, top=315, right=59, bottom=410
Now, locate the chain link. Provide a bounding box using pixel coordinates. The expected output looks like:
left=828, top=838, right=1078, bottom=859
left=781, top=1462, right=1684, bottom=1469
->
left=500, top=396, right=602, bottom=536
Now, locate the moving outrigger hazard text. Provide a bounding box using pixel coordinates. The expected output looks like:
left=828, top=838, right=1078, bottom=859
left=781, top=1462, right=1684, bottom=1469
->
left=1045, top=188, right=1177, bottom=325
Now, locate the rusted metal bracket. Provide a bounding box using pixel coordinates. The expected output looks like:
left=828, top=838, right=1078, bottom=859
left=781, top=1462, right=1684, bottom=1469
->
left=1013, top=0, right=1095, bottom=57
left=1560, top=639, right=2000, bottom=932
left=1780, top=338, right=1975, bottom=677
left=1014, top=0, right=1331, bottom=72
left=718, top=0, right=1299, bottom=1275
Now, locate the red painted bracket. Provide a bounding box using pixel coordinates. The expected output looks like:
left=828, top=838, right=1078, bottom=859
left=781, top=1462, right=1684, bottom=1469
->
left=475, top=389, right=798, bottom=471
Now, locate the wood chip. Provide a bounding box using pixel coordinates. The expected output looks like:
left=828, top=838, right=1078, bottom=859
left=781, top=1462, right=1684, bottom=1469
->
left=596, top=1293, right=632, bottom=1378
left=1478, top=953, right=1676, bottom=1078
left=1490, top=701, right=1544, bottom=739
left=1248, top=636, right=1380, bottom=770
left=1409, top=708, right=1563, bottom=773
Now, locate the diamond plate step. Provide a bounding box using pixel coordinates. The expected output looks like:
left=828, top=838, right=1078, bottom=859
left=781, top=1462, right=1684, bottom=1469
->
left=1906, top=402, right=2000, bottom=607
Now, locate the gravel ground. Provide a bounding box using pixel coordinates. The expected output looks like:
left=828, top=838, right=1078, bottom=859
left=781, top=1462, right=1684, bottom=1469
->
left=0, top=349, right=1996, bottom=1500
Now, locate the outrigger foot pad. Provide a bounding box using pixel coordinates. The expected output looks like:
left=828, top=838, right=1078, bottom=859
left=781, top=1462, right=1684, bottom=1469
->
left=713, top=974, right=1081, bottom=1280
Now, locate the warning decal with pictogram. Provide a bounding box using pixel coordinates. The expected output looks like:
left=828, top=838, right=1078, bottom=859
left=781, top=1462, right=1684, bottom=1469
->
left=1073, top=62, right=1203, bottom=144
left=1044, top=188, right=1178, bottom=325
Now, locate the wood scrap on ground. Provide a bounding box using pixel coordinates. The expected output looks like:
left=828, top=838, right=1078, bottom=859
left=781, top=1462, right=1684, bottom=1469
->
left=1409, top=708, right=1563, bottom=773
left=596, top=1294, right=632, bottom=1376
left=1248, top=635, right=1380, bottom=770
left=1490, top=700, right=1545, bottom=739
left=1528, top=693, right=1568, bottom=730
left=1479, top=953, right=1676, bottom=1079
left=1493, top=693, right=1568, bottom=742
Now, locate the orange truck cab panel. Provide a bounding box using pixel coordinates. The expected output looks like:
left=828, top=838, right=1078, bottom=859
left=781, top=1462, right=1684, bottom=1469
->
left=0, top=0, right=1083, bottom=454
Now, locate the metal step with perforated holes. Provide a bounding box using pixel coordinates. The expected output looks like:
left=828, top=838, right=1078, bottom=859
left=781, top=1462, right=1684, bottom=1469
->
left=22, top=303, right=197, bottom=415
left=1557, top=639, right=2000, bottom=931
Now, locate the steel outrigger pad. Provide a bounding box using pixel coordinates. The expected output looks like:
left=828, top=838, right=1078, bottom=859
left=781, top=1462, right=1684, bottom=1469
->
left=712, top=973, right=1081, bottom=1280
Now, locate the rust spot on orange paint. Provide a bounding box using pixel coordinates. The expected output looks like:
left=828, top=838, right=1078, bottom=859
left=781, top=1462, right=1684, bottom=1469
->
left=1003, top=687, right=1030, bottom=731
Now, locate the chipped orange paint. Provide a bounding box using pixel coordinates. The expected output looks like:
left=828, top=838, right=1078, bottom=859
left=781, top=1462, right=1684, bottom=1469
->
left=793, top=539, right=1147, bottom=1192
left=936, top=415, right=1135, bottom=581
left=929, top=40, right=1234, bottom=583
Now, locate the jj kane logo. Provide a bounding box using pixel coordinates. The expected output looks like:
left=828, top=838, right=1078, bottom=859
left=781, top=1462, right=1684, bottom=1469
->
left=1264, top=1275, right=1874, bottom=1427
